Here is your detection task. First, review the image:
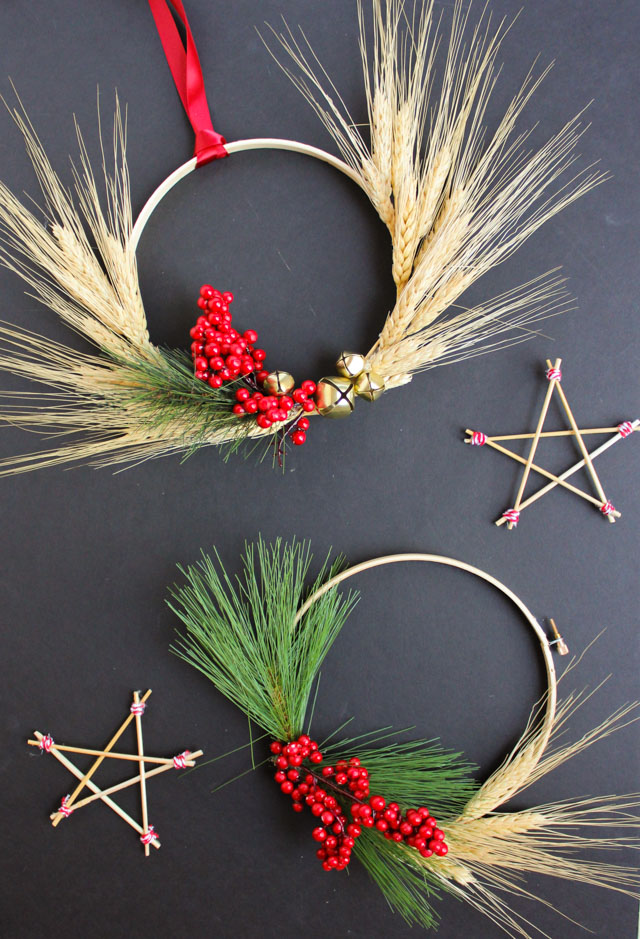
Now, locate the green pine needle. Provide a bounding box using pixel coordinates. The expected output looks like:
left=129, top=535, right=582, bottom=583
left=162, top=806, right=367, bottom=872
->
left=111, top=347, right=260, bottom=460
left=323, top=733, right=477, bottom=819
left=168, top=538, right=358, bottom=740
left=168, top=539, right=479, bottom=931
left=322, top=729, right=477, bottom=928
left=353, top=828, right=448, bottom=930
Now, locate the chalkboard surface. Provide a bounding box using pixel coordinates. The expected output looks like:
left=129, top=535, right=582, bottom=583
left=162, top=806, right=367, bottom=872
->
left=0, top=2, right=638, bottom=937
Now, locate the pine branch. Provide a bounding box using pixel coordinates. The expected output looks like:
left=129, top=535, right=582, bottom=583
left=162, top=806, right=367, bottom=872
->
left=0, top=332, right=276, bottom=470
left=168, top=538, right=358, bottom=741
left=321, top=729, right=478, bottom=928
left=111, top=347, right=245, bottom=455
left=353, top=828, right=448, bottom=930
left=323, top=732, right=478, bottom=820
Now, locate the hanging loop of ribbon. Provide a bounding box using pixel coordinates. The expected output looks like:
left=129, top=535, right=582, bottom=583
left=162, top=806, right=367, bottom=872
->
left=147, top=0, right=228, bottom=166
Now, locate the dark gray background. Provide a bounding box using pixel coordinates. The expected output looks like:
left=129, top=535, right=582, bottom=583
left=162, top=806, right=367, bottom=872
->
left=0, top=1, right=638, bottom=937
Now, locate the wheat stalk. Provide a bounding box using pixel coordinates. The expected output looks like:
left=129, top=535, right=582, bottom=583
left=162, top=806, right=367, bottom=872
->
left=0, top=92, right=277, bottom=473
left=406, top=673, right=640, bottom=938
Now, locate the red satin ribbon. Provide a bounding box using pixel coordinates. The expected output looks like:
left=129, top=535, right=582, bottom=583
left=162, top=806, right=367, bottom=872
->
left=147, top=0, right=228, bottom=166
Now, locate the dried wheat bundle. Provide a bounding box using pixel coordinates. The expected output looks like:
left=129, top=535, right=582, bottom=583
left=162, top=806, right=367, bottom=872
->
left=433, top=690, right=640, bottom=936
left=269, top=0, right=607, bottom=387
left=0, top=1, right=607, bottom=473
left=0, top=99, right=255, bottom=474
left=169, top=542, right=640, bottom=937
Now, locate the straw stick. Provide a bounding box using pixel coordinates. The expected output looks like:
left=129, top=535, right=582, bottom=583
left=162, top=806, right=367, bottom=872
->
left=51, top=688, right=152, bottom=826
left=27, top=741, right=178, bottom=765
left=494, top=422, right=637, bottom=525
left=51, top=764, right=171, bottom=816
left=546, top=359, right=614, bottom=523
left=132, top=691, right=150, bottom=856
left=479, top=426, right=637, bottom=442
left=508, top=358, right=561, bottom=528
left=476, top=436, right=616, bottom=511
left=33, top=731, right=161, bottom=848
left=50, top=750, right=204, bottom=814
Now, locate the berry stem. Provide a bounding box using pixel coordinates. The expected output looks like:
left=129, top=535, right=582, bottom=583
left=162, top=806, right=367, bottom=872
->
left=303, top=764, right=366, bottom=807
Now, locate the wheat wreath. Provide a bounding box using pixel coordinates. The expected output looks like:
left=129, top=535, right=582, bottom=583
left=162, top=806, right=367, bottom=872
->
left=0, top=1, right=607, bottom=472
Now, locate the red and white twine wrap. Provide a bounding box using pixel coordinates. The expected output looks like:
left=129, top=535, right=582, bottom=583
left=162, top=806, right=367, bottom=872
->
left=39, top=734, right=54, bottom=752
left=600, top=501, right=616, bottom=516
left=172, top=750, right=191, bottom=769
left=130, top=700, right=146, bottom=716
left=140, top=825, right=156, bottom=845
left=58, top=795, right=74, bottom=818
left=618, top=421, right=634, bottom=438
left=545, top=366, right=562, bottom=382
left=470, top=431, right=487, bottom=446
left=502, top=508, right=521, bottom=526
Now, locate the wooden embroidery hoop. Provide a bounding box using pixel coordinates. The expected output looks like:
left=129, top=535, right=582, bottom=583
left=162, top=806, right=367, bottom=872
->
left=129, top=139, right=360, bottom=251
left=295, top=552, right=558, bottom=786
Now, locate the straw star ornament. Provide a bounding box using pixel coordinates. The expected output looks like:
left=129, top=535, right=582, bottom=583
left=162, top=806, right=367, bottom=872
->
left=29, top=690, right=203, bottom=854
left=465, top=358, right=638, bottom=527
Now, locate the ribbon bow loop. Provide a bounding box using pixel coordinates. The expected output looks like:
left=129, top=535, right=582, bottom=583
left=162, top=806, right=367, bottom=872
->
left=147, top=0, right=228, bottom=166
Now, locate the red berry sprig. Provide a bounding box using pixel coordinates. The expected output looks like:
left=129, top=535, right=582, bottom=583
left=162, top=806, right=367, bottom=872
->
left=191, top=286, right=265, bottom=388
left=190, top=285, right=317, bottom=446
left=270, top=735, right=449, bottom=871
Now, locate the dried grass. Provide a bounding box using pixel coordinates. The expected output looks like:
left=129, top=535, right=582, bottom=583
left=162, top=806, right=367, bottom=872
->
left=0, top=95, right=271, bottom=473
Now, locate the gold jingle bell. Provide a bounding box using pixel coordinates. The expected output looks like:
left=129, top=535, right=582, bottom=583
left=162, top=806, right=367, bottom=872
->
left=354, top=369, right=385, bottom=402
left=335, top=351, right=366, bottom=379
left=263, top=370, right=295, bottom=395
left=315, top=376, right=355, bottom=418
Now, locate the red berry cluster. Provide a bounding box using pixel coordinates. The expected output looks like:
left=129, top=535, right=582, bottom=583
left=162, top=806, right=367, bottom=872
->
left=190, top=285, right=316, bottom=446
left=232, top=382, right=315, bottom=445
left=190, top=286, right=264, bottom=388
left=351, top=797, right=449, bottom=859
left=270, top=736, right=449, bottom=871
left=271, top=735, right=359, bottom=871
